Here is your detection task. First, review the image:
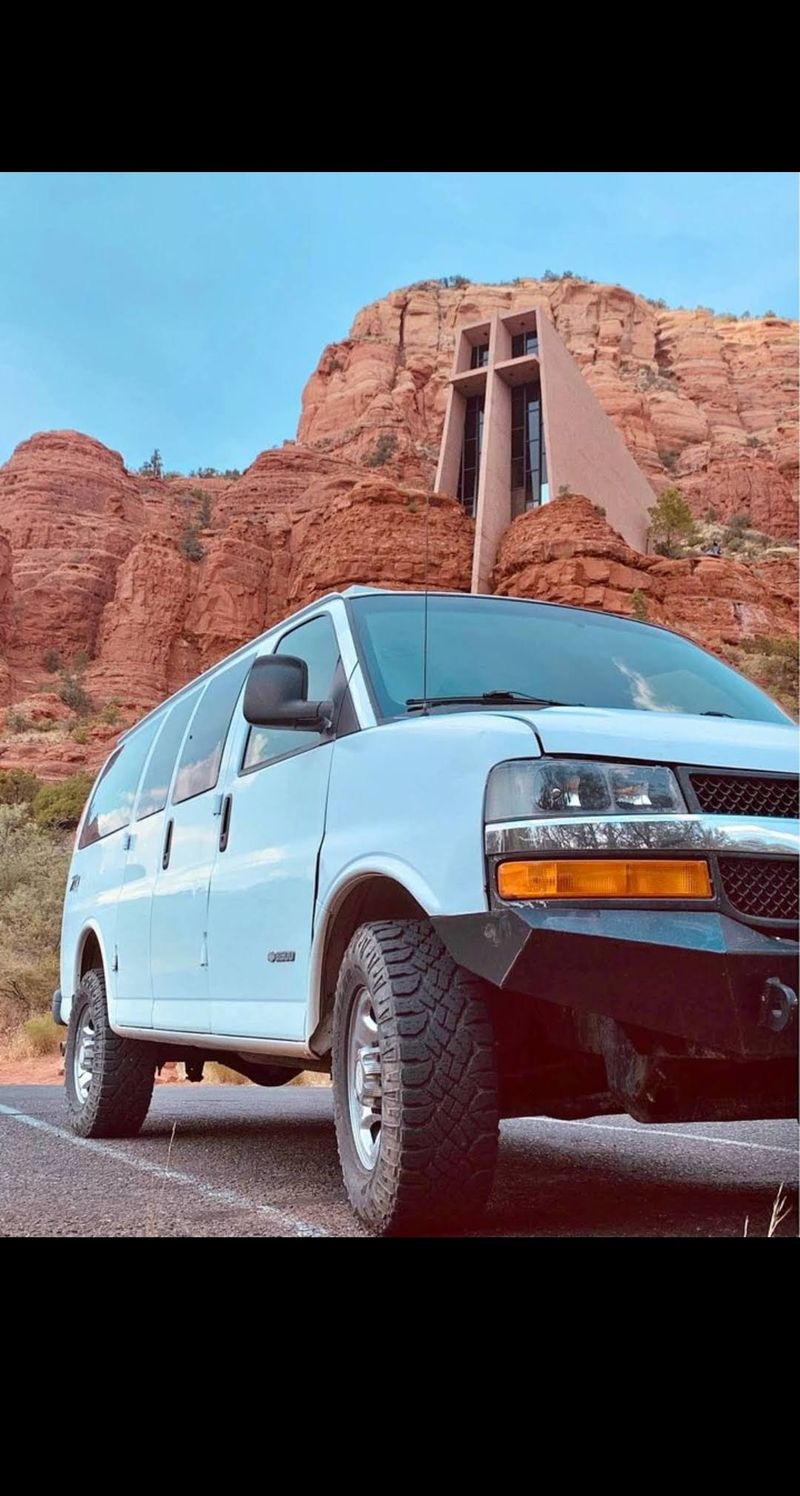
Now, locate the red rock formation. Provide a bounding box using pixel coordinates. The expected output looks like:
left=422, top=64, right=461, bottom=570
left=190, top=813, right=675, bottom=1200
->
left=300, top=281, right=798, bottom=536
left=288, top=481, right=472, bottom=610
left=0, top=278, right=796, bottom=781
left=492, top=496, right=798, bottom=655
left=0, top=432, right=145, bottom=680
left=0, top=529, right=12, bottom=707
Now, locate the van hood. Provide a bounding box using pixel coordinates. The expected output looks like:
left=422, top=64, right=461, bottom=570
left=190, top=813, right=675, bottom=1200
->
left=507, top=706, right=799, bottom=774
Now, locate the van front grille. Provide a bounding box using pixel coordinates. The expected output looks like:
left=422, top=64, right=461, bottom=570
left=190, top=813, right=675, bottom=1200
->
left=690, top=773, right=798, bottom=820
left=718, top=857, right=798, bottom=922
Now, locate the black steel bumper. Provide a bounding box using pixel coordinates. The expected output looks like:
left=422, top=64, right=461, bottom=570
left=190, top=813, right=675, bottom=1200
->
left=432, top=907, right=799, bottom=1059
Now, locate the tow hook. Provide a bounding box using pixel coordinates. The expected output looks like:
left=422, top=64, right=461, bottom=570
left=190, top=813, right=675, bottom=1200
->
left=758, top=978, right=798, bottom=1034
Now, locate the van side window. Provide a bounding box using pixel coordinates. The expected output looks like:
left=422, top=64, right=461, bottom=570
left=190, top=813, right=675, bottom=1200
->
left=79, top=721, right=158, bottom=849
left=242, top=614, right=340, bottom=772
left=172, top=657, right=252, bottom=804
left=136, top=688, right=199, bottom=820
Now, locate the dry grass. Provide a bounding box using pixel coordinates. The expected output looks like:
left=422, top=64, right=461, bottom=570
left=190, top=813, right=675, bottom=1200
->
left=0, top=805, right=71, bottom=1055
left=204, top=1062, right=250, bottom=1085
left=20, top=1013, right=63, bottom=1057
left=744, top=1183, right=794, bottom=1238
left=202, top=1063, right=331, bottom=1087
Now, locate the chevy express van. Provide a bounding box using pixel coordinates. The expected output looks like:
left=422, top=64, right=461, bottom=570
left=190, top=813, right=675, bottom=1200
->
left=56, top=588, right=799, bottom=1234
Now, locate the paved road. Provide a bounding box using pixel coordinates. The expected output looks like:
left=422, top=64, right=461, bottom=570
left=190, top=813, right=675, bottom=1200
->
left=0, top=1085, right=796, bottom=1237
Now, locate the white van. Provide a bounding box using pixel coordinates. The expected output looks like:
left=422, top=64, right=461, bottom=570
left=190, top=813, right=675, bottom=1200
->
left=56, top=588, right=799, bottom=1234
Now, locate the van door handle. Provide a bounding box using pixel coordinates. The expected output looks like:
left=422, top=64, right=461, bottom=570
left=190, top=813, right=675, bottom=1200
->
left=219, top=795, right=233, bottom=852
left=162, top=818, right=174, bottom=870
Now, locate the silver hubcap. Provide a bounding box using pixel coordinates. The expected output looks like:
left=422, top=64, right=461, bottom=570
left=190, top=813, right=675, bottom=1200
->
left=347, top=987, right=382, bottom=1170
left=73, top=1008, right=96, bottom=1105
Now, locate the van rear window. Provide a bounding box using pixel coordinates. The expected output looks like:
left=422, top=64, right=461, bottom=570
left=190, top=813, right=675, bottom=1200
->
left=172, top=657, right=252, bottom=803
left=79, top=721, right=158, bottom=849
left=136, top=689, right=199, bottom=820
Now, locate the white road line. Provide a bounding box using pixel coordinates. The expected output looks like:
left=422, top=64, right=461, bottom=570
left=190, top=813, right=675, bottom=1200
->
left=526, top=1116, right=798, bottom=1157
left=0, top=1103, right=328, bottom=1237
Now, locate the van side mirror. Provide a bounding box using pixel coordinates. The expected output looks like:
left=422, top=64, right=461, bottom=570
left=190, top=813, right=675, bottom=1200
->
left=243, top=655, right=333, bottom=732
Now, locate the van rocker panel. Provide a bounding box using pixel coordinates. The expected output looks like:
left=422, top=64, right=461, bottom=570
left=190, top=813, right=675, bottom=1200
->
left=432, top=907, right=799, bottom=1059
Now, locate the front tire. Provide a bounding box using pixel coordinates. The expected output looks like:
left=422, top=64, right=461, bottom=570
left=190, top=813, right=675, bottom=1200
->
left=332, top=921, right=499, bottom=1235
left=65, top=968, right=155, bottom=1138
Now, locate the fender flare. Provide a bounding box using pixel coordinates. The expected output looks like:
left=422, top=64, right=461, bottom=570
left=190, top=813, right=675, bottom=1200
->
left=307, top=856, right=439, bottom=1039
left=66, top=919, right=113, bottom=1024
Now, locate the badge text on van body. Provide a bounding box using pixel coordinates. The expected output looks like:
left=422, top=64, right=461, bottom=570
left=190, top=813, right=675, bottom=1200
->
left=267, top=950, right=296, bottom=963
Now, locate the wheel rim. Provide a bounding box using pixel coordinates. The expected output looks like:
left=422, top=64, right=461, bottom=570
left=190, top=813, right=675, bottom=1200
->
left=73, top=1008, right=96, bottom=1105
left=347, top=986, right=382, bottom=1170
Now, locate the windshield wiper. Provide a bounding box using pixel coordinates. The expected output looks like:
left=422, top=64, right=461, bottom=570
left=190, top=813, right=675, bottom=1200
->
left=701, top=710, right=734, bottom=717
left=406, top=690, right=578, bottom=712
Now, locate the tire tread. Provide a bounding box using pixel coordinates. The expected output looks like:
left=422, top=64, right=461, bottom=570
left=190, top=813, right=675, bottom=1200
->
left=65, top=968, right=155, bottom=1138
left=332, top=920, right=499, bottom=1234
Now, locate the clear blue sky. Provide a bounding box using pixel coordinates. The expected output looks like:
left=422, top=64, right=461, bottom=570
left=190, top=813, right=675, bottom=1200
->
left=1, top=171, right=796, bottom=474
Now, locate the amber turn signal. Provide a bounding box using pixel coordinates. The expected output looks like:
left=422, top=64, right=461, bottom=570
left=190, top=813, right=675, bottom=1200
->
left=497, top=858, right=713, bottom=901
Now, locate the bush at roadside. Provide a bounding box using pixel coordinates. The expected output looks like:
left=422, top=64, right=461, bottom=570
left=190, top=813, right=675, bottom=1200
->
left=0, top=804, right=71, bottom=1052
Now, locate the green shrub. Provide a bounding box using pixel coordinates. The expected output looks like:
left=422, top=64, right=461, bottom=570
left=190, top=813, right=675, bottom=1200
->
left=648, top=487, right=700, bottom=556
left=101, top=699, right=121, bottom=726
left=70, top=725, right=89, bottom=744
left=23, top=1013, right=63, bottom=1056
left=658, top=449, right=679, bottom=472
left=73, top=648, right=90, bottom=671
left=42, top=647, right=62, bottom=674
left=0, top=769, right=42, bottom=807
left=32, top=773, right=93, bottom=831
left=630, top=588, right=649, bottom=621
left=58, top=670, right=92, bottom=717
left=4, top=708, right=30, bottom=734
left=762, top=310, right=777, bottom=319
left=189, top=467, right=242, bottom=481
left=541, top=269, right=587, bottom=283
left=726, top=511, right=751, bottom=536
left=365, top=433, right=398, bottom=468
left=0, top=804, right=71, bottom=1033
left=139, top=449, right=163, bottom=479
left=178, top=524, right=205, bottom=562
left=192, top=489, right=213, bottom=527
left=439, top=275, right=471, bottom=289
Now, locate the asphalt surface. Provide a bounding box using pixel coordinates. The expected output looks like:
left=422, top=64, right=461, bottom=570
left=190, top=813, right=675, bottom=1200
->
left=0, top=1084, right=796, bottom=1237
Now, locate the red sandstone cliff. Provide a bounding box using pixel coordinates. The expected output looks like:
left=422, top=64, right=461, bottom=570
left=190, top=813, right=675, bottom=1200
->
left=0, top=277, right=796, bottom=781
left=492, top=496, right=797, bottom=651
left=301, top=279, right=798, bottom=536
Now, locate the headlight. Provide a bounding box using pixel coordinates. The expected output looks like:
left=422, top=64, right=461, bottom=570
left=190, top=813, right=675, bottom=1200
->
left=485, top=758, right=687, bottom=820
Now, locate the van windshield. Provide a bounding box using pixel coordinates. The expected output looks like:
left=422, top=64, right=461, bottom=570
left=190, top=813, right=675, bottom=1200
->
left=349, top=594, right=789, bottom=724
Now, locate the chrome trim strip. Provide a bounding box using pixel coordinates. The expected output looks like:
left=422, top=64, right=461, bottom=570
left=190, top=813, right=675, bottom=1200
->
left=485, top=814, right=800, bottom=858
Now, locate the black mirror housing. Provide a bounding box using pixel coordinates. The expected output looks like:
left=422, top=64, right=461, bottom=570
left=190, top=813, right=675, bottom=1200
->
left=243, top=655, right=333, bottom=732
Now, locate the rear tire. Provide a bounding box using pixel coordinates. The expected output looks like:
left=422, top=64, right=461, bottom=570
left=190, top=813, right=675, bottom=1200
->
left=332, top=920, right=499, bottom=1235
left=65, top=967, right=155, bottom=1138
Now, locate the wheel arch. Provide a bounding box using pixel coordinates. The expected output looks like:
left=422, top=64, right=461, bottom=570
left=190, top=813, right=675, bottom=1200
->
left=74, top=921, right=110, bottom=993
left=308, top=870, right=430, bottom=1054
